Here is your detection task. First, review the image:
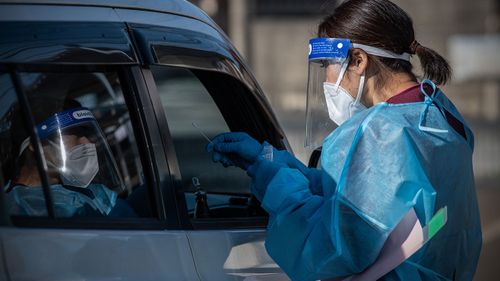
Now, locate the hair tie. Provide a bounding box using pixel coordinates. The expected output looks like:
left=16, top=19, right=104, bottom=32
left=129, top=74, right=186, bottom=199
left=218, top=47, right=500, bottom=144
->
left=410, top=40, right=421, bottom=54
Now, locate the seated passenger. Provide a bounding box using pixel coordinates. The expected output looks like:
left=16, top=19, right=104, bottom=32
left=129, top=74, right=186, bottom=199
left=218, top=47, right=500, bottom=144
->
left=6, top=101, right=137, bottom=217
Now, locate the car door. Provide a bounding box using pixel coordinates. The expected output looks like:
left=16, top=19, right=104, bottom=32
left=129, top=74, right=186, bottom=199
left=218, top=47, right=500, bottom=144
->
left=0, top=20, right=199, bottom=281
left=128, top=14, right=291, bottom=280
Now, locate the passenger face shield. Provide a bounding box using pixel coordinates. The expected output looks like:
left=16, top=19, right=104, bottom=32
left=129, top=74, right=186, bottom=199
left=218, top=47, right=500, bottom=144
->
left=23, top=108, right=125, bottom=192
left=305, top=38, right=350, bottom=149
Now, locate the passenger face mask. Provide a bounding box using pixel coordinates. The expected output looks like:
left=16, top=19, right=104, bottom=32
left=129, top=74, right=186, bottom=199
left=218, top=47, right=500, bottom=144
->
left=305, top=38, right=411, bottom=149
left=47, top=142, right=99, bottom=188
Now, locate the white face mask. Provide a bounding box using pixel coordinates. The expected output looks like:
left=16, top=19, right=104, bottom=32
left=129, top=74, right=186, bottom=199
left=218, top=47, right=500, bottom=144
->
left=47, top=142, right=99, bottom=188
left=323, top=61, right=367, bottom=126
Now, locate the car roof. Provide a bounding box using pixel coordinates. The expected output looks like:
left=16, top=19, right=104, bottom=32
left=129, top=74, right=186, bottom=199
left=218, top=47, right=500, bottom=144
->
left=0, top=0, right=216, bottom=27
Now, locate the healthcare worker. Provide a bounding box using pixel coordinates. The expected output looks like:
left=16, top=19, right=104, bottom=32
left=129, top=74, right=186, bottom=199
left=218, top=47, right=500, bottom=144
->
left=207, top=0, right=482, bottom=280
left=6, top=99, right=137, bottom=217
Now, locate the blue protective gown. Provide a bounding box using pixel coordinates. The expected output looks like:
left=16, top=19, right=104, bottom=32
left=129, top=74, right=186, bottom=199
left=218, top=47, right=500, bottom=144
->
left=5, top=184, right=127, bottom=217
left=248, top=84, right=482, bottom=281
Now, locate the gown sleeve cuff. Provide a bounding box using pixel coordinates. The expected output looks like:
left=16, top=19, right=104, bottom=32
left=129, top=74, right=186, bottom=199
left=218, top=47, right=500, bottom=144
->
left=261, top=168, right=312, bottom=215
left=247, top=158, right=284, bottom=201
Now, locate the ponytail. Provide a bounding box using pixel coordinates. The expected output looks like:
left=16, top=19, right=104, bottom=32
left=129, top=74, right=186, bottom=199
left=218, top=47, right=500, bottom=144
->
left=411, top=40, right=452, bottom=85
left=319, top=0, right=454, bottom=86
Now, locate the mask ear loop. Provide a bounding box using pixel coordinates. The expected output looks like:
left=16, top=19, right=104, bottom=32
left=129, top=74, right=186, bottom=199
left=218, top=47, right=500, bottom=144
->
left=418, top=79, right=449, bottom=133
left=354, top=71, right=366, bottom=105
left=347, top=70, right=367, bottom=117
left=334, top=59, right=350, bottom=90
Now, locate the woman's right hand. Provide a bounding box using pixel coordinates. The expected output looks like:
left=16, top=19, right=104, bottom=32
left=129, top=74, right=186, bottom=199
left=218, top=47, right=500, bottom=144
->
left=206, top=132, right=263, bottom=170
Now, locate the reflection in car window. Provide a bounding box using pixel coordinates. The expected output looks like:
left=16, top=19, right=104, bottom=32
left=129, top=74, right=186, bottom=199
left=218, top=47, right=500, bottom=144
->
left=150, top=66, right=252, bottom=217
left=1, top=71, right=153, bottom=218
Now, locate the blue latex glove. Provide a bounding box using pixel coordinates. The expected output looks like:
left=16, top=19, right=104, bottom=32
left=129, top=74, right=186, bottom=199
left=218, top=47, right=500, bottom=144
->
left=206, top=132, right=263, bottom=170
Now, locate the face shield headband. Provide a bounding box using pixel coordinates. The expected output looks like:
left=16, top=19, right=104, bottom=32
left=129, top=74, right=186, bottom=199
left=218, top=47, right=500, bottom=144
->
left=308, top=38, right=411, bottom=62
left=36, top=108, right=96, bottom=141
left=18, top=108, right=96, bottom=157
left=305, top=38, right=411, bottom=149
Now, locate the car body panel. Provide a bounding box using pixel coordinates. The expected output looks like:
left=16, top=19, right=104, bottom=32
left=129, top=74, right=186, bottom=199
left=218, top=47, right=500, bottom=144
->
left=0, top=0, right=216, bottom=28
left=0, top=4, right=122, bottom=22
left=0, top=21, right=138, bottom=64
left=187, top=230, right=289, bottom=280
left=1, top=227, right=200, bottom=281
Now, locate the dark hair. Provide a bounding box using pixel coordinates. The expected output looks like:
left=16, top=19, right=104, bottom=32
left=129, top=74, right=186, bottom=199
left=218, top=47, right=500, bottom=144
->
left=318, top=0, right=451, bottom=85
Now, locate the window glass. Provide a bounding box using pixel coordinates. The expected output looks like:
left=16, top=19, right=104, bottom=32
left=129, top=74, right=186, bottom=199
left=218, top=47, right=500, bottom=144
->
left=3, top=71, right=153, bottom=218
left=151, top=66, right=253, bottom=218
left=0, top=72, right=49, bottom=217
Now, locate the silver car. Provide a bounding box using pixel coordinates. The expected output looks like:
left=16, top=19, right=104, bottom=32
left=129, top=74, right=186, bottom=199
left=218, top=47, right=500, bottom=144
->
left=0, top=1, right=292, bottom=280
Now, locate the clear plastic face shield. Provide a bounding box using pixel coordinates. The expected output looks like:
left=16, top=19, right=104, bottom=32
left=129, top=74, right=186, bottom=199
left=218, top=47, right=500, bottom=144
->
left=305, top=38, right=351, bottom=149
left=305, top=38, right=412, bottom=149
left=19, top=108, right=125, bottom=192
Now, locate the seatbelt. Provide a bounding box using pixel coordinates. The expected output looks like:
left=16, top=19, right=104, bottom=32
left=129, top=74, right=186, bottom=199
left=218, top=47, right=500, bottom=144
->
left=338, top=207, right=448, bottom=281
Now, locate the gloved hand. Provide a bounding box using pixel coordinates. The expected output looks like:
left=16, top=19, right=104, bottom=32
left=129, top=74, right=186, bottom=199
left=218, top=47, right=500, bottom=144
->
left=206, top=132, right=263, bottom=170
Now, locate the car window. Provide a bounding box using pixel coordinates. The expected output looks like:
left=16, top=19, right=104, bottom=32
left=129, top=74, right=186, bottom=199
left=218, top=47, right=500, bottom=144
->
left=1, top=71, right=154, bottom=219
left=0, top=72, right=50, bottom=217
left=150, top=65, right=255, bottom=218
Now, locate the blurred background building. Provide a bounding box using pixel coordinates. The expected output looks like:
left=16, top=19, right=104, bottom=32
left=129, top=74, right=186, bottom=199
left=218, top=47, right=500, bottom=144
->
left=188, top=0, right=500, bottom=280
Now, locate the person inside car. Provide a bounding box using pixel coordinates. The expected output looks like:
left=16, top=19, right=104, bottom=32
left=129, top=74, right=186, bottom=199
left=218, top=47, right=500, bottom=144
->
left=5, top=99, right=144, bottom=217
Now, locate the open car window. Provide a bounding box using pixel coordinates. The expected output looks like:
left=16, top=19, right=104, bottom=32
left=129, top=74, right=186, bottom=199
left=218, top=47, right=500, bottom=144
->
left=150, top=65, right=267, bottom=220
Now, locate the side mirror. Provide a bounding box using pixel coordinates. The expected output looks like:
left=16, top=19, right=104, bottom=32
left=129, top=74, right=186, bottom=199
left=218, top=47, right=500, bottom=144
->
left=308, top=147, right=322, bottom=168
